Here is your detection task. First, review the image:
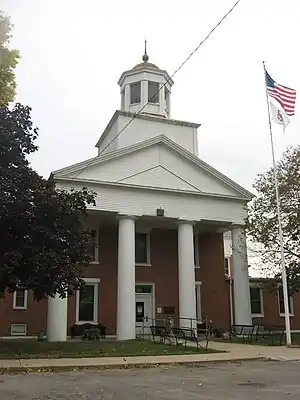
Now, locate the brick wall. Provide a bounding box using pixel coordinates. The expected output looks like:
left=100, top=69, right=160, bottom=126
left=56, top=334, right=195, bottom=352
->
left=0, top=227, right=230, bottom=336
left=252, top=288, right=300, bottom=329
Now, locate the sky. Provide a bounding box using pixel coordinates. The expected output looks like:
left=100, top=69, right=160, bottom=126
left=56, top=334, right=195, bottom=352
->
left=2, top=0, right=300, bottom=193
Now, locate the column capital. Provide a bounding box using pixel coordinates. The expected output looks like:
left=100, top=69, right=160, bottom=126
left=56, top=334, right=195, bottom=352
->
left=177, top=219, right=195, bottom=227
left=116, top=214, right=137, bottom=222
left=231, top=223, right=246, bottom=230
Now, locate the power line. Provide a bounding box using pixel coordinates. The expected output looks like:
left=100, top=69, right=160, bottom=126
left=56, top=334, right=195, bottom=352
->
left=61, top=0, right=242, bottom=188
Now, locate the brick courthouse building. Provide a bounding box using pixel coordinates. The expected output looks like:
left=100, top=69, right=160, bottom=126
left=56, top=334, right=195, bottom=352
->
left=2, top=52, right=297, bottom=339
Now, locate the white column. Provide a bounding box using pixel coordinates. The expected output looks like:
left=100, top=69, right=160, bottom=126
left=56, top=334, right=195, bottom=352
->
left=124, top=84, right=130, bottom=111
left=141, top=80, right=148, bottom=109
left=117, top=215, right=136, bottom=340
left=47, top=294, right=68, bottom=341
left=232, top=226, right=252, bottom=325
left=178, top=221, right=197, bottom=329
left=159, top=83, right=165, bottom=115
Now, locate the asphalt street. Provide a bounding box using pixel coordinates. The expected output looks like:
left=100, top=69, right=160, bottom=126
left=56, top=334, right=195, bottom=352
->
left=1, top=360, right=300, bottom=399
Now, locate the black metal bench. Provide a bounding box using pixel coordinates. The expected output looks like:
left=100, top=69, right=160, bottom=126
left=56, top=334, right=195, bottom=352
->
left=254, top=325, right=285, bottom=345
left=70, top=323, right=106, bottom=339
left=150, top=325, right=172, bottom=345
left=171, top=327, right=208, bottom=350
left=230, top=324, right=257, bottom=342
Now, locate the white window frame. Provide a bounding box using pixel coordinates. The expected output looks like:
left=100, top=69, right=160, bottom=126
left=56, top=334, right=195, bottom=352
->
left=76, top=278, right=100, bottom=325
left=249, top=285, right=264, bottom=317
left=90, top=228, right=99, bottom=264
left=277, top=287, right=294, bottom=317
left=13, top=289, right=28, bottom=310
left=195, top=281, right=202, bottom=321
left=194, top=234, right=200, bottom=268
left=135, top=229, right=151, bottom=266
left=130, top=82, right=141, bottom=104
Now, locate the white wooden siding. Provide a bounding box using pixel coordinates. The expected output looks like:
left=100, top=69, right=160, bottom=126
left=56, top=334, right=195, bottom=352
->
left=117, top=114, right=197, bottom=155
left=159, top=147, right=239, bottom=197
left=57, top=182, right=247, bottom=225
left=77, top=146, right=159, bottom=182
left=119, top=165, right=200, bottom=192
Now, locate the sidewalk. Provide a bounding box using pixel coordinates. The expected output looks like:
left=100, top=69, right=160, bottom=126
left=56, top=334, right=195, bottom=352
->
left=1, top=341, right=300, bottom=372
left=209, top=341, right=300, bottom=361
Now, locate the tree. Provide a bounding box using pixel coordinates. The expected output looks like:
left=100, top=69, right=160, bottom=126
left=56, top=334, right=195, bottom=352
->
left=246, top=146, right=300, bottom=293
left=0, top=11, right=20, bottom=106
left=0, top=104, right=96, bottom=300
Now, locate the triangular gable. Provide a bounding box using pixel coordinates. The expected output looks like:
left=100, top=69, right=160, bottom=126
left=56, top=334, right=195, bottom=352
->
left=118, top=165, right=201, bottom=192
left=53, top=135, right=253, bottom=200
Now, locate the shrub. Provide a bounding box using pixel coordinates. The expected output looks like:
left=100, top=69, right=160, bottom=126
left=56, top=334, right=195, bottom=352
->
left=82, top=327, right=101, bottom=341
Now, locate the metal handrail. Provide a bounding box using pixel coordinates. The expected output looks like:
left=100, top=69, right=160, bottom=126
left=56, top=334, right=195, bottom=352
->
left=137, top=316, right=212, bottom=338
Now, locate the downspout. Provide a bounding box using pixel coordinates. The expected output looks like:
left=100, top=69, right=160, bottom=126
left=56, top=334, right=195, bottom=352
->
left=229, top=278, right=234, bottom=327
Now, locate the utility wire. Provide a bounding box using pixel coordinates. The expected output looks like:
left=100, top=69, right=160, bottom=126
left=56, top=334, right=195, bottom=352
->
left=60, top=0, right=242, bottom=188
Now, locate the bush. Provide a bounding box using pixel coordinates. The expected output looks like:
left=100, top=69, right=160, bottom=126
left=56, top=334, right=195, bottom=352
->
left=82, top=327, right=101, bottom=341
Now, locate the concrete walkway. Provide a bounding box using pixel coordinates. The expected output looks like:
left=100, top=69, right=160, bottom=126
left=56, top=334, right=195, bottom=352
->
left=209, top=340, right=300, bottom=361
left=1, top=341, right=300, bottom=372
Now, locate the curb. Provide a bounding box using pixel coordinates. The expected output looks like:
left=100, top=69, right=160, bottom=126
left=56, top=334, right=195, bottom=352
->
left=0, top=357, right=266, bottom=374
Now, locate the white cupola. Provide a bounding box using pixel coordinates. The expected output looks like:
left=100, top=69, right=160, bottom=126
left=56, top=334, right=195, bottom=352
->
left=118, top=42, right=174, bottom=118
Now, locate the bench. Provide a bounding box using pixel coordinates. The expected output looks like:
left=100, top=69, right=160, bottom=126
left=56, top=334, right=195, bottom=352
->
left=150, top=325, right=172, bottom=345
left=171, top=327, right=209, bottom=350
left=230, top=324, right=258, bottom=342
left=70, top=323, right=106, bottom=339
left=254, top=325, right=285, bottom=345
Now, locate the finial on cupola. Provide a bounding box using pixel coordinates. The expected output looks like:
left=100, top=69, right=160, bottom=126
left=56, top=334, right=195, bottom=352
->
left=142, top=39, right=149, bottom=62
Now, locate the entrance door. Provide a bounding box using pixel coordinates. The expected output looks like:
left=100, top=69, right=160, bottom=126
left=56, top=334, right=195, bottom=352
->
left=135, top=294, right=153, bottom=336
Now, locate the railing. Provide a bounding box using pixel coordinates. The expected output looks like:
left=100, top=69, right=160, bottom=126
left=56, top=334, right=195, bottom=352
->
left=137, top=316, right=212, bottom=338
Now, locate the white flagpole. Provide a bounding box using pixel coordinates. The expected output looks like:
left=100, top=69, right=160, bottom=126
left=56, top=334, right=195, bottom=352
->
left=263, top=61, right=291, bottom=345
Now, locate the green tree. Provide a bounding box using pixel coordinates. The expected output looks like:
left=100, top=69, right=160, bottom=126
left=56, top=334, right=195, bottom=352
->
left=246, top=146, right=300, bottom=293
left=0, top=103, right=96, bottom=299
left=0, top=11, right=20, bottom=106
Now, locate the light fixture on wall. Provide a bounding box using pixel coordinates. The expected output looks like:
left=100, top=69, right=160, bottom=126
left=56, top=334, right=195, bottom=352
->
left=156, top=208, right=164, bottom=217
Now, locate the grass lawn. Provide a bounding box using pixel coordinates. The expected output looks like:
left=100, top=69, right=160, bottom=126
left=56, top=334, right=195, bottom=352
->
left=214, top=334, right=297, bottom=346
left=0, top=339, right=221, bottom=359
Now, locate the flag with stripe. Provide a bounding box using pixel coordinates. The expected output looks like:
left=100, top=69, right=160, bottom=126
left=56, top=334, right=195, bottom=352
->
left=265, top=70, right=296, bottom=116
left=270, top=102, right=290, bottom=133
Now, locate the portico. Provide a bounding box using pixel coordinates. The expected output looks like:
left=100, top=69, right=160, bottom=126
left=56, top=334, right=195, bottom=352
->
left=46, top=211, right=251, bottom=341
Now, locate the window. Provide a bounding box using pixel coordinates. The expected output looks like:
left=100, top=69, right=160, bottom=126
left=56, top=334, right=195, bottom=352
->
left=148, top=81, right=159, bottom=103
left=195, top=283, right=202, bottom=321
left=194, top=234, right=200, bottom=267
left=135, top=285, right=152, bottom=294
left=250, top=286, right=263, bottom=316
left=135, top=232, right=150, bottom=265
left=224, top=258, right=230, bottom=276
left=11, top=324, right=27, bottom=336
left=76, top=279, right=99, bottom=324
left=13, top=289, right=28, bottom=310
left=278, top=286, right=294, bottom=316
left=88, top=229, right=99, bottom=263
left=130, top=82, right=141, bottom=104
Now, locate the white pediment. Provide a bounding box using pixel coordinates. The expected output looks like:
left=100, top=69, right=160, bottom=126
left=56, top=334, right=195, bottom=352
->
left=53, top=136, right=252, bottom=200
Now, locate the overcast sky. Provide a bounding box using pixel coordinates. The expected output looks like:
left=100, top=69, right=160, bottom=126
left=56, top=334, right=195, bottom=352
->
left=2, top=0, right=300, bottom=192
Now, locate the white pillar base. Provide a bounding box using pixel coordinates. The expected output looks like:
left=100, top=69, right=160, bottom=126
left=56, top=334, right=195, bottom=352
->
left=178, top=221, right=197, bottom=330
left=47, top=294, right=68, bottom=342
left=232, top=226, right=252, bottom=326
left=116, top=216, right=136, bottom=340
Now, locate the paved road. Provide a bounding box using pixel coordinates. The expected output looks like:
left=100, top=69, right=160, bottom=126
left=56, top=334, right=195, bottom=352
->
left=1, top=360, right=300, bottom=399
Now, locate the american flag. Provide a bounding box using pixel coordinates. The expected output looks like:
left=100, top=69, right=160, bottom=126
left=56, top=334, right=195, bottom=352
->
left=265, top=70, right=296, bottom=116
